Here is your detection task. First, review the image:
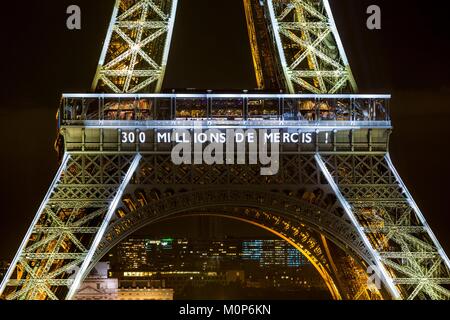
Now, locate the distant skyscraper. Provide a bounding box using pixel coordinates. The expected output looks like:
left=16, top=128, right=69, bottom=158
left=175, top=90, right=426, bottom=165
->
left=110, top=236, right=310, bottom=273
left=242, top=239, right=308, bottom=268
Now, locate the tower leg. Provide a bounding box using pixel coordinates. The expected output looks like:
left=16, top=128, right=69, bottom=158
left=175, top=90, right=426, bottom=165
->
left=317, top=153, right=450, bottom=300
left=0, top=154, right=141, bottom=300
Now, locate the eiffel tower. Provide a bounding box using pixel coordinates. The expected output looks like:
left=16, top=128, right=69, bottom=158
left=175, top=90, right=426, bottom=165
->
left=1, top=0, right=449, bottom=300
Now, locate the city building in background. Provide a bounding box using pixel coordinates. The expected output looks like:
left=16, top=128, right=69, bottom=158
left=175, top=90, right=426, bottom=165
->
left=110, top=237, right=310, bottom=271
left=103, top=236, right=328, bottom=299
left=242, top=239, right=309, bottom=268
left=75, top=262, right=173, bottom=301
left=75, top=263, right=118, bottom=300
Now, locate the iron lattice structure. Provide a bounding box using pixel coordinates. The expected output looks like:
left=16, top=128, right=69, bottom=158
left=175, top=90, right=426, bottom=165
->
left=267, top=0, right=357, bottom=93
left=92, top=0, right=178, bottom=93
left=1, top=0, right=449, bottom=300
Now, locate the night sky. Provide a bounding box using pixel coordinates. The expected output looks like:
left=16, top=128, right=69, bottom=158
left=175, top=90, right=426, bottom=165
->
left=0, top=0, right=449, bottom=261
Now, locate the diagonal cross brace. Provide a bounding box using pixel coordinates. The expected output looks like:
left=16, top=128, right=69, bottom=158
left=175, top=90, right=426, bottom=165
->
left=65, top=154, right=142, bottom=300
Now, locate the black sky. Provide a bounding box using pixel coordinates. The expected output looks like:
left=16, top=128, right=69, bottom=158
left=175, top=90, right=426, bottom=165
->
left=0, top=0, right=449, bottom=260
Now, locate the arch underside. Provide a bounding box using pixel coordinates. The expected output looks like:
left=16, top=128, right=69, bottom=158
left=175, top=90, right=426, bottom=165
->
left=90, top=187, right=385, bottom=300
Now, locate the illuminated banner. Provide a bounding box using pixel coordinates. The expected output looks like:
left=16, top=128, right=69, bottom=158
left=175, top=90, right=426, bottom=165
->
left=119, top=128, right=334, bottom=176
left=119, top=129, right=332, bottom=146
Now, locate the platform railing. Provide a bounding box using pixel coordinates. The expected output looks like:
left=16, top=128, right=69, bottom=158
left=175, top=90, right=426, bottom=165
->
left=59, top=93, right=391, bottom=126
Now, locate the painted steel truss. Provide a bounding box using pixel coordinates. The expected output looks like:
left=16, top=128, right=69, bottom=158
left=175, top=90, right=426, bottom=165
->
left=0, top=154, right=140, bottom=300
left=2, top=0, right=449, bottom=302
left=0, top=153, right=380, bottom=300
left=87, top=155, right=381, bottom=300
left=317, top=154, right=450, bottom=300
left=92, top=0, right=178, bottom=93
left=266, top=0, right=357, bottom=94
left=2, top=151, right=449, bottom=300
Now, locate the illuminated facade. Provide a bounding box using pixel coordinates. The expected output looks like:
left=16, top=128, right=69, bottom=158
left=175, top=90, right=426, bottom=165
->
left=106, top=237, right=322, bottom=296
left=242, top=239, right=309, bottom=268
left=73, top=262, right=173, bottom=300
left=115, top=271, right=230, bottom=293
left=1, top=0, right=449, bottom=300
left=110, top=237, right=309, bottom=272
left=117, top=288, right=173, bottom=300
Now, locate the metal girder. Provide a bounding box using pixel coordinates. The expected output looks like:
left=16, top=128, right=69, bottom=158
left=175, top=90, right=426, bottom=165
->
left=380, top=252, right=440, bottom=259
left=23, top=253, right=88, bottom=260
left=279, top=22, right=329, bottom=30
left=364, top=226, right=428, bottom=234
left=7, top=279, right=74, bottom=287
left=266, top=0, right=357, bottom=94
left=393, top=279, right=450, bottom=285
left=92, top=0, right=178, bottom=93
left=33, top=227, right=99, bottom=234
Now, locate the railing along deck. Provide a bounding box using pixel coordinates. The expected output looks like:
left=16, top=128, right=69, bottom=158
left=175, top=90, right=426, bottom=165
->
left=59, top=93, right=391, bottom=128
